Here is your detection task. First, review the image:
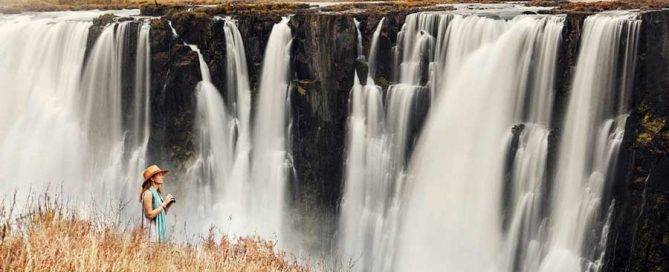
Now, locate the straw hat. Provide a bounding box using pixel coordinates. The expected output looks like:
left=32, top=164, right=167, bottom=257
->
left=142, top=165, right=169, bottom=182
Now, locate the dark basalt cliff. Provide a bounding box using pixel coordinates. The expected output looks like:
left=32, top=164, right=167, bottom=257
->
left=86, top=5, right=669, bottom=267
left=147, top=19, right=201, bottom=169
left=288, top=13, right=358, bottom=250
left=605, top=10, right=669, bottom=272
left=288, top=12, right=410, bottom=250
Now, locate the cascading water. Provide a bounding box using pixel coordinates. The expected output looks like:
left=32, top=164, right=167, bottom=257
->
left=340, top=12, right=503, bottom=271
left=249, top=17, right=293, bottom=241
left=0, top=11, right=150, bottom=213
left=353, top=18, right=364, bottom=59
left=538, top=13, right=640, bottom=272
left=0, top=14, right=93, bottom=195
left=79, top=21, right=140, bottom=203
left=185, top=20, right=245, bottom=234
left=367, top=17, right=385, bottom=79
left=220, top=16, right=253, bottom=235
left=395, top=14, right=566, bottom=272
left=187, top=41, right=234, bottom=227
left=501, top=16, right=564, bottom=272
left=185, top=17, right=293, bottom=242
left=339, top=18, right=393, bottom=272
left=393, top=13, right=442, bottom=86
left=122, top=21, right=153, bottom=205
left=340, top=13, right=504, bottom=271
left=383, top=9, right=638, bottom=272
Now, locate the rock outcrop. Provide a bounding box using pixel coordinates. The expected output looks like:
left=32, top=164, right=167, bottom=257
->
left=606, top=9, right=669, bottom=272
left=147, top=19, right=201, bottom=170
left=288, top=13, right=357, bottom=251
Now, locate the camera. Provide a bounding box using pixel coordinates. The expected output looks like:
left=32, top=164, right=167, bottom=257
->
left=166, top=194, right=176, bottom=203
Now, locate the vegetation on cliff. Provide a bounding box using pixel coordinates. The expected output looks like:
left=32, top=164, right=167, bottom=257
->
left=533, top=0, right=669, bottom=14
left=636, top=102, right=669, bottom=151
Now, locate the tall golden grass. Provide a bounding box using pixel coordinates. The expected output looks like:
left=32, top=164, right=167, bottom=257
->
left=0, top=193, right=308, bottom=272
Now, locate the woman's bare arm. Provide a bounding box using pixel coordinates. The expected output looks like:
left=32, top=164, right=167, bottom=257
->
left=143, top=190, right=166, bottom=220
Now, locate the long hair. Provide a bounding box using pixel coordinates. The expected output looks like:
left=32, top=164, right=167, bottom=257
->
left=140, top=178, right=163, bottom=202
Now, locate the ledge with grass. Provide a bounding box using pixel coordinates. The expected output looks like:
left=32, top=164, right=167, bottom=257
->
left=0, top=195, right=308, bottom=272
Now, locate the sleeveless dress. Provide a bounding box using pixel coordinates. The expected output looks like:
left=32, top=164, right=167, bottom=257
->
left=142, top=186, right=167, bottom=242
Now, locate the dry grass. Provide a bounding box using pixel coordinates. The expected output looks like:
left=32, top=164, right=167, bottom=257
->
left=0, top=0, right=216, bottom=13
left=532, top=0, right=669, bottom=13
left=0, top=193, right=308, bottom=272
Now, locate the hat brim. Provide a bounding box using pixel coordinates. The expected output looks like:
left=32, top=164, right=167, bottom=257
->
left=145, top=169, right=169, bottom=182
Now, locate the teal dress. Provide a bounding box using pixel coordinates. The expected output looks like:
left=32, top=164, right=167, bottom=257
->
left=144, top=186, right=167, bottom=242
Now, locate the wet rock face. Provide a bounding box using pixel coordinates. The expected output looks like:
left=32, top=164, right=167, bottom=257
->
left=606, top=10, right=669, bottom=272
left=85, top=14, right=197, bottom=170
left=147, top=19, right=201, bottom=171
left=354, top=12, right=406, bottom=88
left=119, top=23, right=141, bottom=133
left=166, top=11, right=212, bottom=54
left=161, top=11, right=281, bottom=114
left=288, top=13, right=357, bottom=250
left=286, top=12, right=409, bottom=251
left=552, top=14, right=586, bottom=133
left=236, top=14, right=282, bottom=95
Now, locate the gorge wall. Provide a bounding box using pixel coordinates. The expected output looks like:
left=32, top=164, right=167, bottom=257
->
left=605, top=10, right=669, bottom=272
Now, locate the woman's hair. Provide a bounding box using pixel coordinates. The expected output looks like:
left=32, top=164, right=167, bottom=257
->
left=139, top=177, right=163, bottom=202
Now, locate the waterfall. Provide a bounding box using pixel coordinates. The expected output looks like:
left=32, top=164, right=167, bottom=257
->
left=79, top=22, right=127, bottom=149
left=123, top=21, right=152, bottom=204
left=502, top=16, right=564, bottom=272
left=185, top=17, right=293, bottom=242
left=250, top=17, right=293, bottom=241
left=538, top=13, right=640, bottom=272
left=129, top=22, right=152, bottom=157
left=437, top=15, right=506, bottom=94
left=77, top=19, right=152, bottom=204
left=368, top=18, right=385, bottom=79
left=184, top=16, right=257, bottom=236
left=0, top=11, right=150, bottom=210
left=185, top=19, right=248, bottom=234
left=188, top=41, right=237, bottom=232
left=0, top=15, right=92, bottom=195
left=221, top=17, right=253, bottom=235
left=340, top=72, right=390, bottom=271
left=339, top=17, right=426, bottom=272
left=394, top=14, right=565, bottom=272
left=79, top=21, right=134, bottom=202
left=354, top=18, right=364, bottom=59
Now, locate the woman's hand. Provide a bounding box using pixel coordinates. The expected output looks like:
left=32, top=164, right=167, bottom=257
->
left=164, top=194, right=174, bottom=206
left=164, top=194, right=175, bottom=212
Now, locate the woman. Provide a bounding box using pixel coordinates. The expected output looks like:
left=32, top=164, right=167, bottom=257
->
left=140, top=165, right=175, bottom=242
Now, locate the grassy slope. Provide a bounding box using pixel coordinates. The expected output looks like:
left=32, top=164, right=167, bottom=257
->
left=0, top=196, right=308, bottom=272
